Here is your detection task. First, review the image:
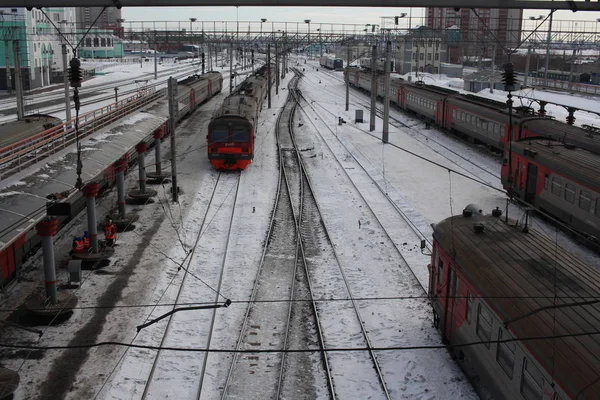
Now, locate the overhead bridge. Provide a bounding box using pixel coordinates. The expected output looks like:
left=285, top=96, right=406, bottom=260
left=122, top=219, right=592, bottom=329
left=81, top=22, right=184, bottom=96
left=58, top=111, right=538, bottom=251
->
left=7, top=0, right=600, bottom=10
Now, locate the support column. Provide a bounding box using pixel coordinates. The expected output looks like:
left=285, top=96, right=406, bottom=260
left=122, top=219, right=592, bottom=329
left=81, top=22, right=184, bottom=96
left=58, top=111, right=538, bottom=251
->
left=251, top=49, right=254, bottom=72
left=566, top=107, right=576, bottom=125
left=370, top=45, right=377, bottom=131
left=345, top=47, right=350, bottom=111
left=82, top=182, right=100, bottom=253
left=202, top=52, right=205, bottom=74
left=115, top=158, right=127, bottom=218
left=62, top=44, right=71, bottom=122
left=382, top=41, right=391, bottom=144
left=568, top=49, right=576, bottom=91
left=36, top=217, right=59, bottom=304
left=267, top=44, right=271, bottom=109
left=229, top=42, right=234, bottom=94
left=128, top=142, right=157, bottom=201
left=13, top=40, right=25, bottom=121
left=147, top=127, right=169, bottom=182
left=4, top=40, right=12, bottom=94
left=524, top=47, right=531, bottom=87
left=275, top=43, right=279, bottom=95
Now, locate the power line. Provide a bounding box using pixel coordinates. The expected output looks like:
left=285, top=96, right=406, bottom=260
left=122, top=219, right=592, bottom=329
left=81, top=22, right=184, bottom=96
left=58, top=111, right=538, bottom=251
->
left=1, top=330, right=599, bottom=354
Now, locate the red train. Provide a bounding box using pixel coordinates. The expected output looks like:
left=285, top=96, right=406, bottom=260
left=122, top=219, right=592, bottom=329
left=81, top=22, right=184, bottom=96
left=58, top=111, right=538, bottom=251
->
left=207, top=64, right=273, bottom=171
left=345, top=66, right=600, bottom=245
left=428, top=206, right=600, bottom=399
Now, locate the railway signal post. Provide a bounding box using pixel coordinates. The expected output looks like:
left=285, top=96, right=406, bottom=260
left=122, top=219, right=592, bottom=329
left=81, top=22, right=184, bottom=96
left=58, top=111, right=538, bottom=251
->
left=267, top=44, right=272, bottom=109
left=168, top=77, right=179, bottom=202
left=62, top=44, right=71, bottom=122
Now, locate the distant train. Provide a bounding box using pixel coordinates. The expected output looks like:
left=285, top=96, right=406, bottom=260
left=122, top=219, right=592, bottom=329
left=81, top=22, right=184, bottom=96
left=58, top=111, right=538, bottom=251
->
left=319, top=56, right=344, bottom=71
left=207, top=64, right=273, bottom=170
left=358, top=58, right=394, bottom=73
left=0, top=71, right=223, bottom=288
left=344, top=65, right=600, bottom=244
left=429, top=206, right=600, bottom=399
left=529, top=69, right=592, bottom=83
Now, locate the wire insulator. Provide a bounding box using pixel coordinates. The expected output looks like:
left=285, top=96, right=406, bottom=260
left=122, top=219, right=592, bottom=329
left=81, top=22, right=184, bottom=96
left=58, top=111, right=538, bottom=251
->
left=69, top=57, right=82, bottom=88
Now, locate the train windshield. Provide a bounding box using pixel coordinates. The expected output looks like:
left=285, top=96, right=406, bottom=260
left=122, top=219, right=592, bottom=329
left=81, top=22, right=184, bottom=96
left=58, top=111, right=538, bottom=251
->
left=211, top=127, right=229, bottom=142
left=232, top=126, right=250, bottom=142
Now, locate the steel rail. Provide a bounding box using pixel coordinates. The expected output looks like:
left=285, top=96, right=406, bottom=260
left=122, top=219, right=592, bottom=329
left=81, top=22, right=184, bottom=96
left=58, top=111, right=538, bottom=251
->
left=288, top=81, right=392, bottom=400
left=140, top=172, right=241, bottom=399
left=275, top=74, right=336, bottom=400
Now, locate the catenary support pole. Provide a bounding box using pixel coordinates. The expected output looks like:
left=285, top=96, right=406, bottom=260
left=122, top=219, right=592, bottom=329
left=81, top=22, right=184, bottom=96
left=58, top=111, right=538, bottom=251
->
left=345, top=47, right=350, bottom=111
left=154, top=130, right=163, bottom=176
left=568, top=48, right=576, bottom=90
left=544, top=11, right=554, bottom=84
left=82, top=182, right=99, bottom=253
left=36, top=217, right=59, bottom=304
left=489, top=44, right=497, bottom=94
left=202, top=52, right=205, bottom=74
left=382, top=40, right=391, bottom=144
left=13, top=40, right=24, bottom=120
left=251, top=49, right=254, bottom=72
left=154, top=32, right=158, bottom=80
left=4, top=41, right=12, bottom=94
left=275, top=43, right=279, bottom=95
left=267, top=44, right=272, bottom=109
left=229, top=41, right=234, bottom=94
left=370, top=45, right=377, bottom=131
left=168, top=77, right=178, bottom=202
left=62, top=44, right=71, bottom=121
left=115, top=158, right=127, bottom=218
left=524, top=47, right=531, bottom=87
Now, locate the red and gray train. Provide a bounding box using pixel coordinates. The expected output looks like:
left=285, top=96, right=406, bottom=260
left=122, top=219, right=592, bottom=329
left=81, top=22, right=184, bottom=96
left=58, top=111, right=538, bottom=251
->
left=345, top=66, right=600, bottom=244
left=429, top=206, right=600, bottom=399
left=0, top=72, right=223, bottom=287
left=207, top=63, right=274, bottom=170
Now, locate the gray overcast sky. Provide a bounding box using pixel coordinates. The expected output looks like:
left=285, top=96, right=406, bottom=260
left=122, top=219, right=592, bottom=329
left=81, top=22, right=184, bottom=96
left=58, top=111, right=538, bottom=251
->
left=122, top=7, right=600, bottom=26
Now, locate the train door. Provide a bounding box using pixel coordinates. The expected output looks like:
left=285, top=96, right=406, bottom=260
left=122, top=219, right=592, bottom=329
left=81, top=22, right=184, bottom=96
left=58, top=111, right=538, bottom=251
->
left=189, top=90, right=196, bottom=109
left=208, top=80, right=213, bottom=96
left=525, top=163, right=538, bottom=204
left=443, top=266, right=456, bottom=343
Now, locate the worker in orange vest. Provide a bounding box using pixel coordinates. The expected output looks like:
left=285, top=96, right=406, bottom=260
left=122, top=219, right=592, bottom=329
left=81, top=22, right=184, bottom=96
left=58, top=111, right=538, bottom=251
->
left=104, top=216, right=117, bottom=247
left=72, top=236, right=84, bottom=253
left=83, top=231, right=90, bottom=250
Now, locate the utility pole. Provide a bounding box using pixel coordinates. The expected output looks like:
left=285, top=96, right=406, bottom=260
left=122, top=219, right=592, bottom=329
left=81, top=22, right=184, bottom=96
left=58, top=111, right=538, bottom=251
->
left=13, top=40, right=25, bottom=120
left=62, top=44, right=71, bottom=121
left=275, top=42, right=279, bottom=95
left=568, top=48, right=576, bottom=90
left=267, top=44, right=271, bottom=109
left=4, top=41, right=12, bottom=94
left=489, top=44, right=497, bottom=94
left=370, top=45, right=377, bottom=131
left=524, top=47, right=531, bottom=87
left=382, top=40, right=391, bottom=144
left=167, top=77, right=178, bottom=202
left=544, top=10, right=554, bottom=83
left=154, top=31, right=158, bottom=80
left=345, top=47, right=350, bottom=111
left=229, top=41, right=234, bottom=94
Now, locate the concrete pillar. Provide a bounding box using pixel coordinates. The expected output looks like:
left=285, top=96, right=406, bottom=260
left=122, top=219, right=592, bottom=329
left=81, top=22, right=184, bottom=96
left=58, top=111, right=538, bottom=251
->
left=13, top=40, right=25, bottom=121
left=114, top=158, right=127, bottom=217
left=154, top=130, right=163, bottom=175
left=136, top=142, right=148, bottom=193
left=4, top=40, right=12, bottom=94
left=370, top=45, right=377, bottom=131
left=35, top=216, right=59, bottom=305
left=267, top=45, right=271, bottom=109
left=82, top=182, right=100, bottom=253
left=275, top=43, right=279, bottom=95
left=62, top=44, right=71, bottom=122
left=382, top=41, right=391, bottom=144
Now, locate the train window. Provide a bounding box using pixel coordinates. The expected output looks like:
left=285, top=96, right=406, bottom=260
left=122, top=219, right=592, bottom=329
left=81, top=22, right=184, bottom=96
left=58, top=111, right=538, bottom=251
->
left=579, top=191, right=591, bottom=211
left=453, top=110, right=456, bottom=118
left=437, top=259, right=444, bottom=286
left=521, top=359, right=544, bottom=400
left=476, top=304, right=492, bottom=349
left=544, top=174, right=549, bottom=190
left=211, top=127, right=229, bottom=142
left=466, top=291, right=473, bottom=323
left=232, top=127, right=250, bottom=142
left=453, top=277, right=460, bottom=304
left=564, top=183, right=575, bottom=203
left=496, top=329, right=515, bottom=378
left=551, top=177, right=562, bottom=196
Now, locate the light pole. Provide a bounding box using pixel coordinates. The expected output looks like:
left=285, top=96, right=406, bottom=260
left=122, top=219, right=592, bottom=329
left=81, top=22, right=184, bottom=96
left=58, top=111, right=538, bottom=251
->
left=317, top=28, right=322, bottom=57
left=189, top=18, right=197, bottom=59
left=304, top=19, right=311, bottom=59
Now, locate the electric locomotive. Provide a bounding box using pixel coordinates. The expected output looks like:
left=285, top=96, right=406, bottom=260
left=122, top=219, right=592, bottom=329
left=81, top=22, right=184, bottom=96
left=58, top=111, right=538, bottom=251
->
left=207, top=64, right=273, bottom=170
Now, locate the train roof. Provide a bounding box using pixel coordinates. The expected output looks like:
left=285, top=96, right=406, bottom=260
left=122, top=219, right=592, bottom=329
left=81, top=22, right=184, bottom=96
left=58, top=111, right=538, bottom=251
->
left=520, top=118, right=600, bottom=156
left=0, top=114, right=63, bottom=148
left=178, top=71, right=221, bottom=86
left=512, top=138, right=600, bottom=193
left=211, top=95, right=258, bottom=123
left=434, top=212, right=600, bottom=398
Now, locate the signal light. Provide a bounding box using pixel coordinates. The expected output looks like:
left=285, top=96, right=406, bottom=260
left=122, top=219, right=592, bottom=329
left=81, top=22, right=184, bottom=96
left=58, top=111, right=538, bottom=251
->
left=502, top=63, right=516, bottom=91
left=69, top=57, right=82, bottom=88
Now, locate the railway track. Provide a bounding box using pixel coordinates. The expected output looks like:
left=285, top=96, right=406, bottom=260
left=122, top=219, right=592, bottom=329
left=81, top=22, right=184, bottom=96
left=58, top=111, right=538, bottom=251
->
left=313, top=68, right=501, bottom=183
left=140, top=172, right=240, bottom=400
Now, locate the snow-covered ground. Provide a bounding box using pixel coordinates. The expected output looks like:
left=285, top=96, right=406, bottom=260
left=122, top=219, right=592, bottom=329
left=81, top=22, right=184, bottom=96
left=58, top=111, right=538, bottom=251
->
left=0, top=55, right=598, bottom=400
